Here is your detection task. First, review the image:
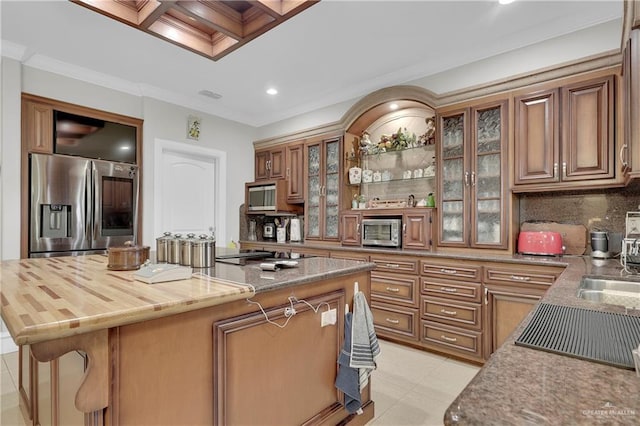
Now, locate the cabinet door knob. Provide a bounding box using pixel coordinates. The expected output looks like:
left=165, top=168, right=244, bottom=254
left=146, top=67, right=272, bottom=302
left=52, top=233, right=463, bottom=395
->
left=385, top=318, right=400, bottom=324
left=440, top=335, right=457, bottom=342
left=440, top=309, right=457, bottom=316
left=385, top=287, right=400, bottom=293
left=464, top=171, right=470, bottom=186
left=553, top=163, right=558, bottom=178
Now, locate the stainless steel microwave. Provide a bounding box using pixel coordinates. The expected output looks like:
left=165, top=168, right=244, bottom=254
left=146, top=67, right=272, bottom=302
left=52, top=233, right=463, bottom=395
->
left=247, top=183, right=277, bottom=211
left=361, top=218, right=402, bottom=247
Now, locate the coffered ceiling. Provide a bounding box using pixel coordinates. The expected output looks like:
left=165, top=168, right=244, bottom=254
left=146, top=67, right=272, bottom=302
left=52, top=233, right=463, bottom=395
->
left=71, top=0, right=318, bottom=61
left=0, top=1, right=624, bottom=128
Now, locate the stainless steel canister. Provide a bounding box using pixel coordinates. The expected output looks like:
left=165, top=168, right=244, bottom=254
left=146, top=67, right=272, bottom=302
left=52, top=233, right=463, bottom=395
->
left=167, top=233, right=182, bottom=264
left=155, top=232, right=172, bottom=263
left=191, top=234, right=216, bottom=268
left=180, top=233, right=197, bottom=266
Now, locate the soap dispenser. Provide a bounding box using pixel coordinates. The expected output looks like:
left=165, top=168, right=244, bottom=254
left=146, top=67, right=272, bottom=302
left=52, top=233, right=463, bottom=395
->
left=426, top=193, right=435, bottom=207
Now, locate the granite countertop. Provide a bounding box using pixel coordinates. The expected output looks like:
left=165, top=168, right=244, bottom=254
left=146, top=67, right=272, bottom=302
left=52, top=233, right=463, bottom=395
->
left=0, top=254, right=375, bottom=346
left=444, top=256, right=640, bottom=425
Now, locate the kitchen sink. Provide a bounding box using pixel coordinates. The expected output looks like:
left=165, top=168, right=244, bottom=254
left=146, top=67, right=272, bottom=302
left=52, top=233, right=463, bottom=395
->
left=577, top=276, right=640, bottom=308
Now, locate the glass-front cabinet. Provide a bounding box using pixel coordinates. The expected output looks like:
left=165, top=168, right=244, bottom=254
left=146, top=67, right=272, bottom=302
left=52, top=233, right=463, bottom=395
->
left=438, top=100, right=508, bottom=249
left=305, top=135, right=341, bottom=241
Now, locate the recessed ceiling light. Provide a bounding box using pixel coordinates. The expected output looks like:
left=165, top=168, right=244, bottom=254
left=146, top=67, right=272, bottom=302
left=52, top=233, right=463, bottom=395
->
left=499, top=0, right=515, bottom=4
left=120, top=145, right=130, bottom=150
left=198, top=89, right=222, bottom=99
left=389, top=103, right=399, bottom=110
left=266, top=88, right=278, bottom=95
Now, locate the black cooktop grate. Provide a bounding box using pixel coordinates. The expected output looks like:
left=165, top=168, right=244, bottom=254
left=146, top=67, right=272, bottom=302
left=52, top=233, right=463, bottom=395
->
left=515, top=303, right=640, bottom=369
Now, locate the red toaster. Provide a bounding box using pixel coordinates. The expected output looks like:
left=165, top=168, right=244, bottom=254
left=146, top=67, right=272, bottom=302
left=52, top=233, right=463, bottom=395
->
left=517, top=231, right=564, bottom=255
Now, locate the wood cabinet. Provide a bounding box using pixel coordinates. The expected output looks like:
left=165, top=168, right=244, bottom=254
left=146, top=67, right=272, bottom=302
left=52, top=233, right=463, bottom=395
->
left=341, top=208, right=433, bottom=250
left=420, top=259, right=484, bottom=363
left=112, top=271, right=372, bottom=425
left=369, top=255, right=420, bottom=343
left=437, top=100, right=508, bottom=249
left=340, top=212, right=361, bottom=246
left=304, top=135, right=342, bottom=241
left=514, top=75, right=615, bottom=189
left=483, top=264, right=563, bottom=356
left=403, top=210, right=433, bottom=250
left=285, top=142, right=304, bottom=203
left=22, top=99, right=54, bottom=153
left=213, top=291, right=346, bottom=425
left=623, top=29, right=640, bottom=181
left=255, top=146, right=285, bottom=180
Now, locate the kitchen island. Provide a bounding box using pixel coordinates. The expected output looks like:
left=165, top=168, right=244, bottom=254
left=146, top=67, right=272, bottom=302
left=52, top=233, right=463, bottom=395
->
left=0, top=254, right=376, bottom=425
left=444, top=256, right=640, bottom=425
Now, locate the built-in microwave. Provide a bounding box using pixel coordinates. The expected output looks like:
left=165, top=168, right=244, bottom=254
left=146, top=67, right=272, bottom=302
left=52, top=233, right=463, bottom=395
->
left=247, top=183, right=277, bottom=211
left=361, top=218, right=402, bottom=247
left=245, top=180, right=303, bottom=214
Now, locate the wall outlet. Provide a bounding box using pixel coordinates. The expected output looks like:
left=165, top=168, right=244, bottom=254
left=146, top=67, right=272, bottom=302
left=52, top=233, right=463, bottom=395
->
left=321, top=308, right=337, bottom=327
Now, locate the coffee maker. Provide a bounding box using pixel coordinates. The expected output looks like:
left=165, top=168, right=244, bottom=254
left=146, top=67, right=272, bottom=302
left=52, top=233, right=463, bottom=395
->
left=590, top=230, right=622, bottom=258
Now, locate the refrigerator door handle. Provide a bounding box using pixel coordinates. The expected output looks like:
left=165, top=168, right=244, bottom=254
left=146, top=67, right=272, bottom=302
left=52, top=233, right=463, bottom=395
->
left=86, top=163, right=93, bottom=246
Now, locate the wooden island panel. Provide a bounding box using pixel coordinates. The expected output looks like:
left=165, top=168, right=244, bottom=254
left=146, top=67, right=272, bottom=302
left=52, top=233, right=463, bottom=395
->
left=110, top=271, right=373, bottom=425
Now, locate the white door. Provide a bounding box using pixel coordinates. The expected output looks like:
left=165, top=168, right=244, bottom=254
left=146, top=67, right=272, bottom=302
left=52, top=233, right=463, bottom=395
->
left=154, top=139, right=226, bottom=243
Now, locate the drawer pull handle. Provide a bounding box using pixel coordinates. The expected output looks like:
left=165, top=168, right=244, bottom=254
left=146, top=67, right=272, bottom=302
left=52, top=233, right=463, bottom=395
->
left=385, top=287, right=400, bottom=293
left=386, top=263, right=400, bottom=268
left=440, top=268, right=458, bottom=275
left=441, top=335, right=457, bottom=342
left=440, top=287, right=458, bottom=293
left=440, top=309, right=457, bottom=316
left=385, top=318, right=400, bottom=324
left=511, top=275, right=531, bottom=281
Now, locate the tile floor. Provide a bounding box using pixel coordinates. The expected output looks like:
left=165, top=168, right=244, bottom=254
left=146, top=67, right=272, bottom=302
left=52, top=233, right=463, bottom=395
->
left=0, top=339, right=479, bottom=426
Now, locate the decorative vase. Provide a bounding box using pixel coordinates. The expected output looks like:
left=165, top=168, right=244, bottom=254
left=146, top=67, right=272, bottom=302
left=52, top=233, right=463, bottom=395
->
left=349, top=167, right=362, bottom=184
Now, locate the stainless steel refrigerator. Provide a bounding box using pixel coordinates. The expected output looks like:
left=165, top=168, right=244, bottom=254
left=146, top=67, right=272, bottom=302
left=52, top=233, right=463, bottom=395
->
left=29, top=153, right=139, bottom=257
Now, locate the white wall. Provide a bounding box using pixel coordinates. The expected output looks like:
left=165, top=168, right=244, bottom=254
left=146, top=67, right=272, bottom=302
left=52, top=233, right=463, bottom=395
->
left=141, top=97, right=255, bottom=247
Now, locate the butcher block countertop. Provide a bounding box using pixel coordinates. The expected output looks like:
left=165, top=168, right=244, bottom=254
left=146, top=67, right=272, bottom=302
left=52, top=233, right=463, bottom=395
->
left=0, top=254, right=375, bottom=346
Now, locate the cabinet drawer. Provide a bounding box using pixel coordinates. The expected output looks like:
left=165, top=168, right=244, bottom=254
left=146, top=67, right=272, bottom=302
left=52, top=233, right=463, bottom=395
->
left=371, top=272, right=419, bottom=307
left=371, top=256, right=419, bottom=274
left=421, top=321, right=483, bottom=359
left=421, top=297, right=482, bottom=330
left=421, top=260, right=481, bottom=281
left=484, top=266, right=558, bottom=287
left=421, top=277, right=482, bottom=303
left=371, top=303, right=419, bottom=341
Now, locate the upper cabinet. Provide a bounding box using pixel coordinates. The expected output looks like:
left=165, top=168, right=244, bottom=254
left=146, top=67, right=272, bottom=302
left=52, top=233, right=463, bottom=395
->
left=622, top=29, right=640, bottom=181
left=22, top=98, right=53, bottom=153
left=304, top=135, right=342, bottom=241
left=254, top=146, right=285, bottom=180
left=438, top=100, right=508, bottom=249
left=285, top=143, right=304, bottom=203
left=513, top=74, right=615, bottom=190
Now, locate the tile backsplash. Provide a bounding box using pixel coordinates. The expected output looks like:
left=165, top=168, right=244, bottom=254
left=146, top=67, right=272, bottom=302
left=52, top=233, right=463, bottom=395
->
left=519, top=180, right=640, bottom=234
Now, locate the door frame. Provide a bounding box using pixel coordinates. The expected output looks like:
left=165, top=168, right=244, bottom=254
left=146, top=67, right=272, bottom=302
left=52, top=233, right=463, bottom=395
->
left=153, top=138, right=227, bottom=245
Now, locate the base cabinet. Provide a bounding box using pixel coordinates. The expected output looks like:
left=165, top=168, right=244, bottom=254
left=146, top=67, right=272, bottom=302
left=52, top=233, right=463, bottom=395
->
left=110, top=272, right=372, bottom=425
left=420, top=259, right=485, bottom=363
left=483, top=264, right=563, bottom=356
left=484, top=286, right=542, bottom=355
left=213, top=291, right=347, bottom=425
left=369, top=255, right=420, bottom=343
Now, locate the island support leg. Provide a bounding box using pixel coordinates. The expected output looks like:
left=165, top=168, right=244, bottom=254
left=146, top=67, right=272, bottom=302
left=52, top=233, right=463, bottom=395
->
left=30, top=329, right=108, bottom=414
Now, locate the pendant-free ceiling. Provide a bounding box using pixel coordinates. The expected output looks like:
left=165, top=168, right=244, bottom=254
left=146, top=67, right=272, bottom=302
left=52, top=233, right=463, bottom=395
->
left=71, top=0, right=319, bottom=61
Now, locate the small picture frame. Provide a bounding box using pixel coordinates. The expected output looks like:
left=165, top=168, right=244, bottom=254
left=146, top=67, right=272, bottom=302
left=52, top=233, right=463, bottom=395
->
left=187, top=115, right=201, bottom=140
